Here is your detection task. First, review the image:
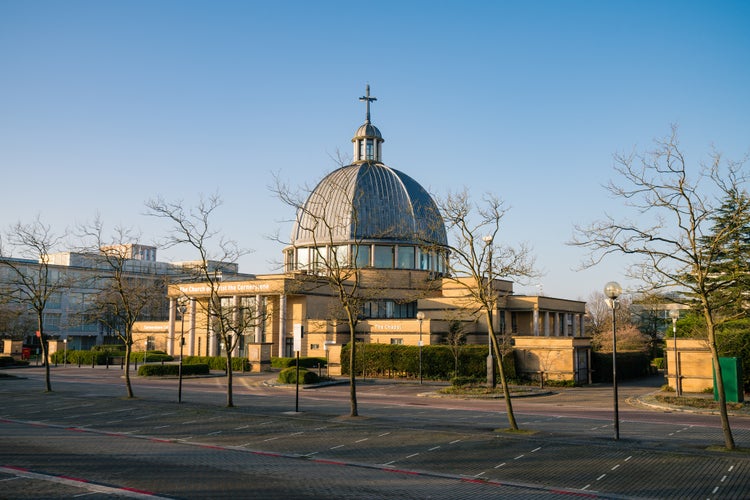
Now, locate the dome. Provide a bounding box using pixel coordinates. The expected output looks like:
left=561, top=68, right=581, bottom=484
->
left=291, top=162, right=447, bottom=247
left=285, top=86, right=448, bottom=274
left=353, top=122, right=382, bottom=140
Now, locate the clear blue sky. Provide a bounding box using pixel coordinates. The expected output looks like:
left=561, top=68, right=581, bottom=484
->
left=2, top=1, right=749, bottom=301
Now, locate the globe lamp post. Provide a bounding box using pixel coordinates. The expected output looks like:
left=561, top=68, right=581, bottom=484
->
left=604, top=281, right=622, bottom=441
left=178, top=300, right=187, bottom=403
left=483, top=235, right=496, bottom=388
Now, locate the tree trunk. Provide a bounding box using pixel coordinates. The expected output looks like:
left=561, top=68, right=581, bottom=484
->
left=487, top=310, right=518, bottom=430
left=348, top=324, right=358, bottom=417
left=706, top=319, right=735, bottom=450
left=226, top=341, right=234, bottom=408
left=37, top=313, right=52, bottom=393
left=124, top=343, right=134, bottom=398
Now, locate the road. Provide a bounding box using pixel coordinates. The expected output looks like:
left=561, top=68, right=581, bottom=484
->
left=1, top=366, right=748, bottom=499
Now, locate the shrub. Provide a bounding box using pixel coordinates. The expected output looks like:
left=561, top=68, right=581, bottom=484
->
left=138, top=363, right=210, bottom=376
left=0, top=356, right=15, bottom=367
left=591, top=351, right=651, bottom=383
left=278, top=367, right=320, bottom=384
left=339, top=344, right=515, bottom=381
left=271, top=356, right=327, bottom=369
left=183, top=355, right=249, bottom=372
left=451, top=375, right=484, bottom=387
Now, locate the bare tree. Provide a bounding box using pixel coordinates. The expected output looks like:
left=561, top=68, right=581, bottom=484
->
left=0, top=300, right=35, bottom=340
left=437, top=190, right=538, bottom=431
left=571, top=126, right=747, bottom=450
left=443, top=314, right=467, bottom=377
left=586, top=291, right=633, bottom=337
left=0, top=217, right=68, bottom=392
left=146, top=193, right=258, bottom=408
left=271, top=172, right=370, bottom=417
left=78, top=219, right=167, bottom=398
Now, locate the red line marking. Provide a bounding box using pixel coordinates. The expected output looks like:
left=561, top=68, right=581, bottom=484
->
left=2, top=465, right=29, bottom=472
left=460, top=478, right=488, bottom=484
left=312, top=459, right=346, bottom=466
left=59, top=475, right=89, bottom=483
left=382, top=468, right=418, bottom=475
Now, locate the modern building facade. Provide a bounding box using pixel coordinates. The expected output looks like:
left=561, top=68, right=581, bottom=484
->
left=0, top=245, right=245, bottom=351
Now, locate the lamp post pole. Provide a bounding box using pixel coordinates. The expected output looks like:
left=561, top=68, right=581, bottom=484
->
left=417, top=312, right=425, bottom=384
left=63, top=338, right=67, bottom=367
left=669, top=308, right=681, bottom=396
left=604, top=281, right=622, bottom=441
left=178, top=301, right=187, bottom=403
left=483, top=235, right=495, bottom=388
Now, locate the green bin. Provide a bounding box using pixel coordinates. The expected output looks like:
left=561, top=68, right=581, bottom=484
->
left=713, top=357, right=744, bottom=403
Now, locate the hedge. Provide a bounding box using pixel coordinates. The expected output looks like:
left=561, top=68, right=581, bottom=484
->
left=271, top=356, right=327, bottom=369
left=277, top=367, right=320, bottom=384
left=50, top=350, right=173, bottom=365
left=591, top=351, right=652, bottom=383
left=183, top=355, right=250, bottom=372
left=339, top=343, right=515, bottom=382
left=138, top=363, right=210, bottom=376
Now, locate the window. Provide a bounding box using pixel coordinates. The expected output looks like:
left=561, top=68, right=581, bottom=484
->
left=353, top=244, right=370, bottom=268
left=310, top=344, right=320, bottom=350
left=374, top=245, right=393, bottom=268
left=396, top=246, right=414, bottom=269
left=297, top=248, right=310, bottom=270
left=418, top=248, right=430, bottom=270
left=390, top=338, right=403, bottom=345
left=362, top=300, right=417, bottom=319
left=366, top=140, right=374, bottom=160
left=332, top=245, right=349, bottom=267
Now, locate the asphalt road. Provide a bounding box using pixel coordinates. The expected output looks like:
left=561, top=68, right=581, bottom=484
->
left=1, top=366, right=748, bottom=499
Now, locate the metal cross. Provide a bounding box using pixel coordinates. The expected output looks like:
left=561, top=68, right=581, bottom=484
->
left=359, top=84, right=377, bottom=123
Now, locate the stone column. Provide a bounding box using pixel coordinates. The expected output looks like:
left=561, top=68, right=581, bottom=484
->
left=278, top=294, right=287, bottom=357
left=232, top=296, right=240, bottom=357
left=167, top=298, right=176, bottom=356
left=189, top=298, right=197, bottom=356
left=533, top=308, right=540, bottom=336
left=544, top=311, right=550, bottom=337
left=255, top=295, right=263, bottom=343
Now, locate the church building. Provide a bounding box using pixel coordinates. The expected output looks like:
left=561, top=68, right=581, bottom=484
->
left=148, top=88, right=590, bottom=383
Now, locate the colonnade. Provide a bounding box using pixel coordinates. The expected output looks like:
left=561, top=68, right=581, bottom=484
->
left=166, top=294, right=288, bottom=358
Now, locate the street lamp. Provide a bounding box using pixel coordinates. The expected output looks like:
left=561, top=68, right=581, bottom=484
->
left=324, top=340, right=335, bottom=378
left=417, top=312, right=425, bottom=384
left=604, top=281, right=622, bottom=441
left=178, top=300, right=187, bottom=403
left=483, top=235, right=496, bottom=388
left=63, top=338, right=67, bottom=367
left=669, top=308, right=681, bottom=397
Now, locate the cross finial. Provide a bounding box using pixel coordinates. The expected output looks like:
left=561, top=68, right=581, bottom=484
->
left=359, top=84, right=377, bottom=123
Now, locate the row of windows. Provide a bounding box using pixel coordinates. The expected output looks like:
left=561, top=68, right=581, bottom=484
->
left=288, top=244, right=447, bottom=273
left=361, top=300, right=417, bottom=319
